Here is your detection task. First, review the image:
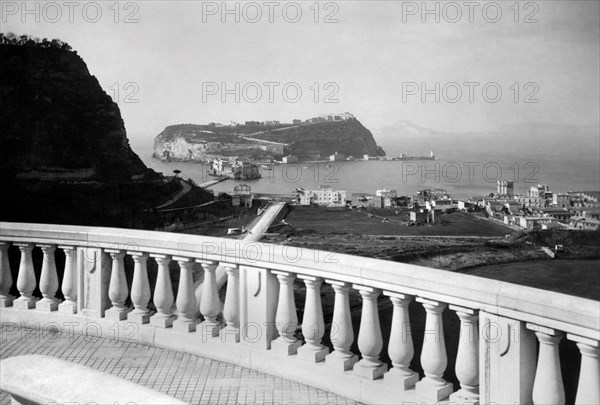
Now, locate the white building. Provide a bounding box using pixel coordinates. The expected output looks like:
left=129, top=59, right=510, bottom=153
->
left=518, top=216, right=557, bottom=229
left=297, top=186, right=347, bottom=207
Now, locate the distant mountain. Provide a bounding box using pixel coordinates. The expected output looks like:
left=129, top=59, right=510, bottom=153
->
left=375, top=120, right=438, bottom=137
left=372, top=120, right=445, bottom=155
left=373, top=120, right=599, bottom=158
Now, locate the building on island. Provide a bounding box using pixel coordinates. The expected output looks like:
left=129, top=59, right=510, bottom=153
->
left=210, top=158, right=260, bottom=180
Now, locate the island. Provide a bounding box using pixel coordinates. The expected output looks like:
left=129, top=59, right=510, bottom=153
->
left=152, top=114, right=387, bottom=164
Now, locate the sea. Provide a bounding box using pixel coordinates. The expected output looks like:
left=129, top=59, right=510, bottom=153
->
left=130, top=137, right=600, bottom=200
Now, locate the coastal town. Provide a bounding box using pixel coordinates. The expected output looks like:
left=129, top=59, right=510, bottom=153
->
left=291, top=182, right=600, bottom=231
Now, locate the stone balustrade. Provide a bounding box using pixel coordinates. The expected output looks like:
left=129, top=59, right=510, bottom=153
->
left=0, top=222, right=598, bottom=405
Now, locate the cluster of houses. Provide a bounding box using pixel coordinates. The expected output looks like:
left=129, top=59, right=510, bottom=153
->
left=293, top=186, right=450, bottom=224
left=470, top=182, right=600, bottom=230
left=208, top=113, right=355, bottom=129
left=291, top=181, right=600, bottom=230
left=280, top=151, right=355, bottom=163
left=209, top=157, right=261, bottom=180
left=295, top=112, right=355, bottom=125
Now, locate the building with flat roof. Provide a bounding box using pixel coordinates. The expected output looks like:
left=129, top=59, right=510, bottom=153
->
left=296, top=186, right=347, bottom=207
left=517, top=216, right=557, bottom=229
left=537, top=207, right=574, bottom=223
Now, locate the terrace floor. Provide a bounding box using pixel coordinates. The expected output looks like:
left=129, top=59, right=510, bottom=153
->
left=0, top=323, right=357, bottom=405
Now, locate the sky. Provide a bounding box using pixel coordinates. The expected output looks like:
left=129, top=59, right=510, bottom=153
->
left=2, top=0, right=599, bottom=140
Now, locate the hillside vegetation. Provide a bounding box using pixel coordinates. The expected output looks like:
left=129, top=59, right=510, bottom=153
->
left=0, top=35, right=147, bottom=181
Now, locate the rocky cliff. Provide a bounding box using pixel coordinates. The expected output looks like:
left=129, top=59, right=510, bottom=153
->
left=0, top=37, right=148, bottom=181
left=153, top=118, right=385, bottom=162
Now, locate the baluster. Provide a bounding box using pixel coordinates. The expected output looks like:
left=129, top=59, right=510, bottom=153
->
left=449, top=305, right=479, bottom=404
left=173, top=257, right=198, bottom=332
left=127, top=252, right=151, bottom=323
left=222, top=264, right=240, bottom=342
left=353, top=285, right=387, bottom=379
left=14, top=243, right=36, bottom=309
left=383, top=292, right=418, bottom=389
left=271, top=271, right=301, bottom=354
left=58, top=246, right=77, bottom=314
left=36, top=245, right=59, bottom=311
left=197, top=261, right=222, bottom=337
left=528, top=324, right=565, bottom=405
left=150, top=254, right=175, bottom=328
left=415, top=298, right=453, bottom=401
left=297, top=276, right=329, bottom=362
left=0, top=242, right=15, bottom=307
left=325, top=280, right=358, bottom=370
left=567, top=334, right=599, bottom=405
left=105, top=250, right=129, bottom=320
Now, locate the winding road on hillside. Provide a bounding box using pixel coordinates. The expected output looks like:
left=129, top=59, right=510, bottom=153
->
left=154, top=179, right=191, bottom=210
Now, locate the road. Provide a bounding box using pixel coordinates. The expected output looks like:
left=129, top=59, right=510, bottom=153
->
left=154, top=179, right=192, bottom=210
left=156, top=177, right=228, bottom=211
left=240, top=202, right=287, bottom=240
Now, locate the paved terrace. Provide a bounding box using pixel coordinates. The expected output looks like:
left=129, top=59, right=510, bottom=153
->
left=0, top=323, right=356, bottom=405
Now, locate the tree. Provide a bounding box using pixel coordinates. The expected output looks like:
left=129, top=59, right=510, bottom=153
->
left=5, top=32, right=16, bottom=44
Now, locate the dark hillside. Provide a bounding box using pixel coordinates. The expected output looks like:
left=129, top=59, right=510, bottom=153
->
left=0, top=36, right=147, bottom=180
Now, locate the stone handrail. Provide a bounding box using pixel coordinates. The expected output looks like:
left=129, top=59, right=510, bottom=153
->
left=0, top=221, right=598, bottom=405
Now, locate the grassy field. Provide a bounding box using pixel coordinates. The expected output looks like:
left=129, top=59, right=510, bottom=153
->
left=468, top=259, right=600, bottom=300
left=285, top=206, right=514, bottom=236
